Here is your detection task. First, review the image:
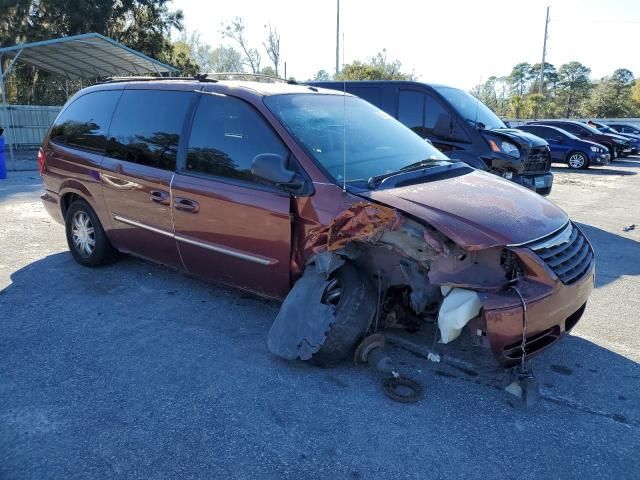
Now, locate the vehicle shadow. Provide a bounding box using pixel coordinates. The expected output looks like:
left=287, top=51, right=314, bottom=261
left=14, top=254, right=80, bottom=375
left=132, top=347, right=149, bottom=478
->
left=551, top=166, right=637, bottom=176
left=575, top=222, right=640, bottom=288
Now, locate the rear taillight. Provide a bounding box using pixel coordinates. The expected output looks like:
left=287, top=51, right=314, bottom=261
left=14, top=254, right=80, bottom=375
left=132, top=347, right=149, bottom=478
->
left=37, top=148, right=46, bottom=175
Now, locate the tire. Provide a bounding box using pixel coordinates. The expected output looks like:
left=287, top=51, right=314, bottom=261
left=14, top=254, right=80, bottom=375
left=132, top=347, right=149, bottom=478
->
left=607, top=146, right=616, bottom=160
left=65, top=199, right=117, bottom=267
left=310, top=263, right=377, bottom=367
left=567, top=151, right=589, bottom=170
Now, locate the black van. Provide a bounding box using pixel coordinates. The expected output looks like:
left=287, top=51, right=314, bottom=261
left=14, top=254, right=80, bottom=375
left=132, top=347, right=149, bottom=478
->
left=309, top=81, right=553, bottom=196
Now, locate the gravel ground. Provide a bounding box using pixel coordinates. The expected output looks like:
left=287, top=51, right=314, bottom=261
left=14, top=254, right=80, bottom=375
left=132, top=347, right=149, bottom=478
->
left=1, top=158, right=639, bottom=479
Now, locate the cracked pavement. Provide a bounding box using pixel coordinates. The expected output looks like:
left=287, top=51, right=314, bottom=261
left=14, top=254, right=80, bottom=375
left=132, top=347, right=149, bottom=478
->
left=1, top=159, right=639, bottom=479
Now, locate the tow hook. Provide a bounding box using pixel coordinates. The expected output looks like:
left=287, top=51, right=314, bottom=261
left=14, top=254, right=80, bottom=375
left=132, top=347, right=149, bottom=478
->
left=354, top=334, right=424, bottom=403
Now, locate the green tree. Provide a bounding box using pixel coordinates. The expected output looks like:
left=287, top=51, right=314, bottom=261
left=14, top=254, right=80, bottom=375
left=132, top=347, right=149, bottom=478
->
left=336, top=50, right=414, bottom=80
left=311, top=69, right=332, bottom=81
left=557, top=61, right=592, bottom=117
left=583, top=70, right=635, bottom=117
left=170, top=39, right=200, bottom=76
left=632, top=79, right=640, bottom=108
left=508, top=62, right=533, bottom=96
left=209, top=46, right=244, bottom=73
left=260, top=66, right=276, bottom=77
left=530, top=62, right=558, bottom=95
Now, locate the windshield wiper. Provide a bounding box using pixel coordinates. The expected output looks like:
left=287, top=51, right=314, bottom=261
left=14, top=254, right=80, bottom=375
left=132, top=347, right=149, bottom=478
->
left=367, top=159, right=447, bottom=189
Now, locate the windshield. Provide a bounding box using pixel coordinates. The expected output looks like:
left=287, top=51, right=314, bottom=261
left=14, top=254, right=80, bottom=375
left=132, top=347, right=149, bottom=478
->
left=433, top=86, right=506, bottom=130
left=264, top=94, right=449, bottom=183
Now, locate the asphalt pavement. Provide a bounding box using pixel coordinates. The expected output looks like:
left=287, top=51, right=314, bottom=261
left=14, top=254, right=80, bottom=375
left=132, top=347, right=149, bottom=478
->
left=1, top=158, right=639, bottom=479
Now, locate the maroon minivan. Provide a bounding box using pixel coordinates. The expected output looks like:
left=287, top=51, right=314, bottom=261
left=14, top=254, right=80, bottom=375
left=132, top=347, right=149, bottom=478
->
left=40, top=77, right=594, bottom=368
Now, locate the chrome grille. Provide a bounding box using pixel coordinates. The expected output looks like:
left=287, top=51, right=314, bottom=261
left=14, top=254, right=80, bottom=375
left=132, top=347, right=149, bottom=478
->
left=523, top=147, right=551, bottom=173
left=526, top=223, right=594, bottom=284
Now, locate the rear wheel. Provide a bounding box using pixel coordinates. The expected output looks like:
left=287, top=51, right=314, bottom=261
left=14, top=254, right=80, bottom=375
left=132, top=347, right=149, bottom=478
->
left=65, top=200, right=117, bottom=267
left=567, top=152, right=589, bottom=170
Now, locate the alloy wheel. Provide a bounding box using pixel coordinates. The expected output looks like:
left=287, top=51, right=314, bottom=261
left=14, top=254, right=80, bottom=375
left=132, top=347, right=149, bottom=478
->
left=71, top=210, right=96, bottom=257
left=568, top=153, right=586, bottom=169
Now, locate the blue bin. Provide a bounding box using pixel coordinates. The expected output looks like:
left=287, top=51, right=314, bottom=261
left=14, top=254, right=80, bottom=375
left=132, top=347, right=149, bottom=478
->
left=0, top=136, right=6, bottom=180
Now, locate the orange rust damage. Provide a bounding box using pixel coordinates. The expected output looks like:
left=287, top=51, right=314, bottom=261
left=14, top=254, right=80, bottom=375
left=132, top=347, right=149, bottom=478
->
left=304, top=202, right=402, bottom=255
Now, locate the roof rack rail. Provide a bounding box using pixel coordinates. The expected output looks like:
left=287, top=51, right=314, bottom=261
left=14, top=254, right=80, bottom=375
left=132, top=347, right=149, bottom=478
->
left=101, top=75, right=218, bottom=84
left=195, top=72, right=297, bottom=84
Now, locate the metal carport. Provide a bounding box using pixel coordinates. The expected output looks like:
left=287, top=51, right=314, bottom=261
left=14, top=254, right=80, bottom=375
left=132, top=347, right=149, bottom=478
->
left=0, top=32, right=178, bottom=171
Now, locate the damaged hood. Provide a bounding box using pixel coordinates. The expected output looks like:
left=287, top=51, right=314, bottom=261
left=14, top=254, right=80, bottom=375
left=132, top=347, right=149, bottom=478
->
left=359, top=170, right=568, bottom=250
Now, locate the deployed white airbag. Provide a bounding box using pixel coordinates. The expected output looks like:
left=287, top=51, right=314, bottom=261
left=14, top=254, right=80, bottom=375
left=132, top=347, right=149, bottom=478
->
left=437, top=287, right=482, bottom=344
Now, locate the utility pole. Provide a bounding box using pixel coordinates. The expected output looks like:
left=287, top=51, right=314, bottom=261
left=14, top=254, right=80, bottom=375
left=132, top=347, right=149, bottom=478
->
left=335, top=0, right=340, bottom=76
left=539, top=6, right=550, bottom=95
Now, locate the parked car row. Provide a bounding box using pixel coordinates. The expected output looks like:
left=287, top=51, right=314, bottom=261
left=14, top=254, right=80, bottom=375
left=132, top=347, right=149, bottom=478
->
left=517, top=120, right=636, bottom=169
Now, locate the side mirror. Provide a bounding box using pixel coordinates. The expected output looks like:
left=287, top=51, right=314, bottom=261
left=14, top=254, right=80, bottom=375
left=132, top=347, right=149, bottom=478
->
left=434, top=113, right=453, bottom=139
left=252, top=153, right=302, bottom=190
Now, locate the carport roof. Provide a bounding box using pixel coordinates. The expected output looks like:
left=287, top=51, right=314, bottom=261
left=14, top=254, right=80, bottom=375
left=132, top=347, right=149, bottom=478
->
left=0, top=32, right=178, bottom=79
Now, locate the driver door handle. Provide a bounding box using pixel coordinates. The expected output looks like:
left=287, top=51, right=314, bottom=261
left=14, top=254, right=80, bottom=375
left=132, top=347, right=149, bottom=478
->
left=174, top=197, right=200, bottom=214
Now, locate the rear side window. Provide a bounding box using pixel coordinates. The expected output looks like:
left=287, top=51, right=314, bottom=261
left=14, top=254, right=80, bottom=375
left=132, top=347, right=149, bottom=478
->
left=185, top=94, right=288, bottom=184
left=50, top=90, right=121, bottom=153
left=105, top=90, right=192, bottom=170
left=558, top=123, right=581, bottom=135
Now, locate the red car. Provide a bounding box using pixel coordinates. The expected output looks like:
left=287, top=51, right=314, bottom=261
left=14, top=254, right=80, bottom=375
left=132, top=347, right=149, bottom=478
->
left=40, top=77, right=594, bottom=368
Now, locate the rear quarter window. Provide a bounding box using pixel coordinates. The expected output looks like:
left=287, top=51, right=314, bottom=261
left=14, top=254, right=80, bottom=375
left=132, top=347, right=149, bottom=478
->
left=105, top=90, right=192, bottom=170
left=50, top=90, right=121, bottom=153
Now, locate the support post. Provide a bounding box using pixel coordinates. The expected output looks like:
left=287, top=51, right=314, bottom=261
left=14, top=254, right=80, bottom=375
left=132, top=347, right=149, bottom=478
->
left=0, top=54, right=16, bottom=172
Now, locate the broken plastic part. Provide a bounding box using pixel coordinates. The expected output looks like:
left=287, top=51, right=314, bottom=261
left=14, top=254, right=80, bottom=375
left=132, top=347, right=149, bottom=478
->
left=437, top=287, right=482, bottom=344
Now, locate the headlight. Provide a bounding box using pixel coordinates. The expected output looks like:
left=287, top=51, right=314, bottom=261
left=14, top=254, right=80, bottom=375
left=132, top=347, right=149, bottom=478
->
left=501, top=141, right=520, bottom=158
left=614, top=139, right=627, bottom=145
left=487, top=137, right=521, bottom=158
left=590, top=146, right=598, bottom=152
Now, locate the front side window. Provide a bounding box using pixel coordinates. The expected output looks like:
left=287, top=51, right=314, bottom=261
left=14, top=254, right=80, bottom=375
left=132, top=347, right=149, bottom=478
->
left=264, top=93, right=449, bottom=183
left=186, top=94, right=288, bottom=184
left=50, top=90, right=121, bottom=153
left=105, top=90, right=192, bottom=170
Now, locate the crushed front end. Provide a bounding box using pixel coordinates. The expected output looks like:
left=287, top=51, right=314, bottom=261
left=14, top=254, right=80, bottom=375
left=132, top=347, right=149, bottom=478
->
left=268, top=201, right=594, bottom=370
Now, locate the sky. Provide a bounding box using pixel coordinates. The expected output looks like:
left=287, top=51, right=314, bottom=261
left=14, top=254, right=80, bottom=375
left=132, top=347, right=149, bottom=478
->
left=175, top=0, right=640, bottom=90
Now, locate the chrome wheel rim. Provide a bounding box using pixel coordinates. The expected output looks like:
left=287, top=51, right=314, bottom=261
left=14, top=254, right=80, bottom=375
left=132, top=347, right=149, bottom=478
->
left=71, top=211, right=95, bottom=257
left=569, top=154, right=585, bottom=169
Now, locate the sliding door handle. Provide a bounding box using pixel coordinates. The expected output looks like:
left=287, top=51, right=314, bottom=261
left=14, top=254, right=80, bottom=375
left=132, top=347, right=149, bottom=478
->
left=174, top=197, right=200, bottom=213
